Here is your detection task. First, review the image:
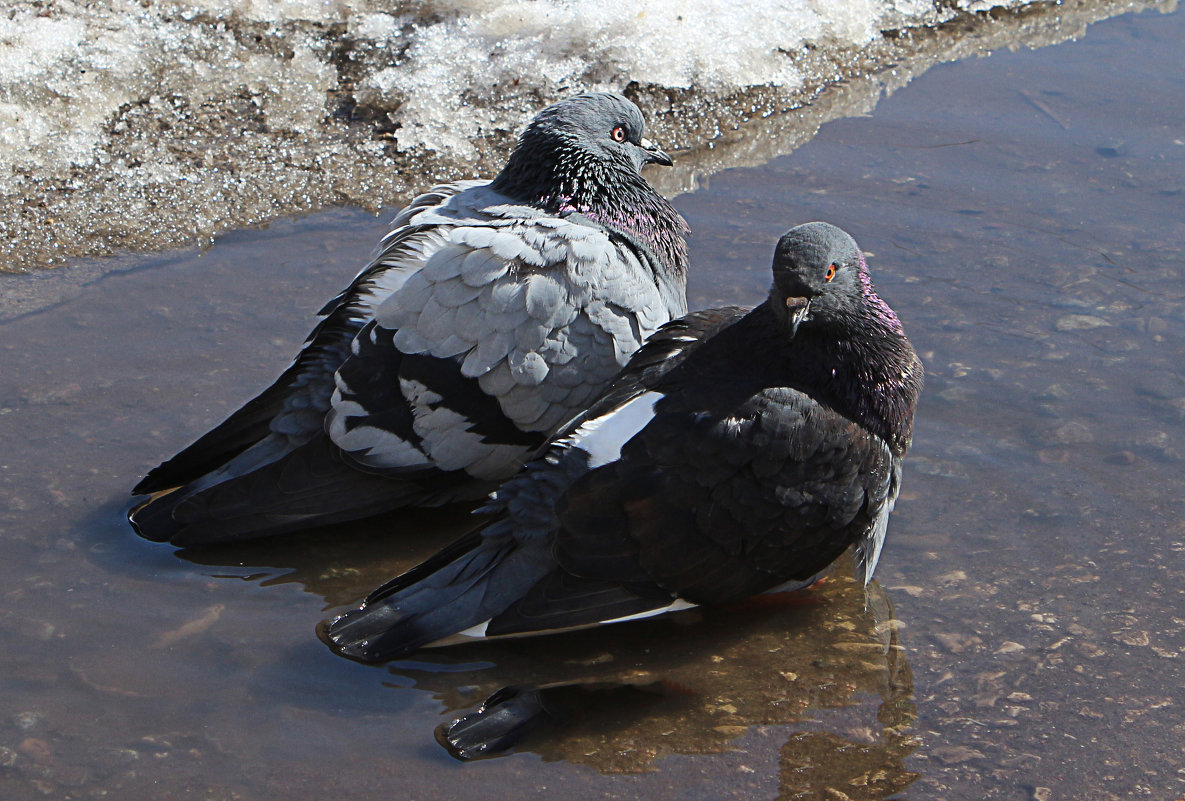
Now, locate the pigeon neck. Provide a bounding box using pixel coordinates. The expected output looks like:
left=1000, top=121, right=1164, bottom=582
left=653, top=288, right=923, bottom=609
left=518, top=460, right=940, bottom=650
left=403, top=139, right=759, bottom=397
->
left=575, top=183, right=690, bottom=285
left=839, top=302, right=923, bottom=456
left=766, top=286, right=922, bottom=455
left=492, top=146, right=689, bottom=280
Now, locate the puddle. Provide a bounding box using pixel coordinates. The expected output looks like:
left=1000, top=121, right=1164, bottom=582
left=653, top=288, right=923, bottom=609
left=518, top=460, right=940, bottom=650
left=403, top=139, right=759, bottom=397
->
left=1, top=4, right=1184, bottom=800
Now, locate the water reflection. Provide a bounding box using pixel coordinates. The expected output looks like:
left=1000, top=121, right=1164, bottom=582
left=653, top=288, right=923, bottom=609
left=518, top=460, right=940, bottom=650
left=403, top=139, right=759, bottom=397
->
left=377, top=565, right=919, bottom=797
left=173, top=506, right=480, bottom=608
left=176, top=516, right=921, bottom=798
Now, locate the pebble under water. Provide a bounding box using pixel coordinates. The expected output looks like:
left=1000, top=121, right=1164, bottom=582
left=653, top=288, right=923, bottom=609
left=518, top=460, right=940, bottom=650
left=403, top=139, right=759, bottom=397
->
left=0, top=4, right=1183, bottom=800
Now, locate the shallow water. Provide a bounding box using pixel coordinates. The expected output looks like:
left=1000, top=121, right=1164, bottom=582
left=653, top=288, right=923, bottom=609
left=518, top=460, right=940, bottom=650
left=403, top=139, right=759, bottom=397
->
left=2, top=4, right=1184, bottom=800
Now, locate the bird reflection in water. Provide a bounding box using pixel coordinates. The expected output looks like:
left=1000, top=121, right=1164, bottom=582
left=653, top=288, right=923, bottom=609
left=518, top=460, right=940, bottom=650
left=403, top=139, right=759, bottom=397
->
left=174, top=513, right=918, bottom=797
left=385, top=561, right=919, bottom=797
left=173, top=504, right=482, bottom=607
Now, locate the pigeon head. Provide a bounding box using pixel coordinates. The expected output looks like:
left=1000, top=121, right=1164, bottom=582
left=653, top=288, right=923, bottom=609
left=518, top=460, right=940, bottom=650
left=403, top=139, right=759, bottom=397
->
left=768, top=221, right=922, bottom=455
left=533, top=92, right=672, bottom=170
left=770, top=222, right=880, bottom=338
left=492, top=93, right=674, bottom=206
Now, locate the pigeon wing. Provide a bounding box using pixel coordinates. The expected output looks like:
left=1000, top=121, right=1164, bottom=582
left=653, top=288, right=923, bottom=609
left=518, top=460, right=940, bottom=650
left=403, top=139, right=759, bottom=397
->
left=132, top=181, right=482, bottom=495
left=484, top=375, right=898, bottom=636
left=600, top=386, right=898, bottom=602
left=327, top=215, right=683, bottom=481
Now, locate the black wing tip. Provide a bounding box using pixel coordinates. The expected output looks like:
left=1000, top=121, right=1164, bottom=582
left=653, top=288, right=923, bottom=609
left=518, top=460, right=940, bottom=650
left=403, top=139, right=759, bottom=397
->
left=316, top=608, right=413, bottom=664
left=128, top=498, right=279, bottom=548
left=436, top=685, right=556, bottom=761
left=131, top=464, right=175, bottom=497
left=127, top=497, right=181, bottom=544
left=127, top=497, right=235, bottom=548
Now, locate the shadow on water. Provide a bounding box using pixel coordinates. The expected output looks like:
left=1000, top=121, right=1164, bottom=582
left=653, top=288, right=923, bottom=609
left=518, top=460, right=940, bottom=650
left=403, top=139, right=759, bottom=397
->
left=172, top=505, right=481, bottom=608
left=401, top=569, right=919, bottom=798
left=80, top=483, right=923, bottom=798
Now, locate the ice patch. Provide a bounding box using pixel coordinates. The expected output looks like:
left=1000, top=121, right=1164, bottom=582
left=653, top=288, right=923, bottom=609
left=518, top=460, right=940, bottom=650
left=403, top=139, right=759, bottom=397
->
left=356, top=0, right=944, bottom=156
left=0, top=0, right=1151, bottom=269
left=0, top=0, right=1015, bottom=185
left=0, top=1, right=336, bottom=191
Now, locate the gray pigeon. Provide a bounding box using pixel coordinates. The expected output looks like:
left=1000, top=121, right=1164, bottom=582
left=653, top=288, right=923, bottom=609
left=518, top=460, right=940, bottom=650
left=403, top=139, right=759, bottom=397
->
left=130, top=93, right=689, bottom=546
left=322, top=222, right=924, bottom=663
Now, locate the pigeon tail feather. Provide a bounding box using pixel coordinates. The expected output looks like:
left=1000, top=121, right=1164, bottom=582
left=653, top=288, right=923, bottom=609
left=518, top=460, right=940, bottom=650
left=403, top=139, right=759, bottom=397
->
left=129, top=434, right=485, bottom=546
left=322, top=526, right=552, bottom=662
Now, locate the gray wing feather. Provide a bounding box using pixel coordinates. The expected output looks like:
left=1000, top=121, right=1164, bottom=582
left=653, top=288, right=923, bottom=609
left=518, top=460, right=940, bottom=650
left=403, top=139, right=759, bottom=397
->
left=476, top=361, right=517, bottom=397
left=460, top=249, right=510, bottom=286
left=431, top=276, right=485, bottom=308
left=507, top=349, right=550, bottom=386
left=330, top=211, right=682, bottom=478
left=415, top=298, right=461, bottom=350
left=524, top=273, right=576, bottom=328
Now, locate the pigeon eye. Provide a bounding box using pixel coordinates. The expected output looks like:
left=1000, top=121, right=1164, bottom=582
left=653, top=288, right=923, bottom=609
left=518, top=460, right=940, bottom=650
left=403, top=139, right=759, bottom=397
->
left=825, top=263, right=838, bottom=282
left=611, top=126, right=627, bottom=143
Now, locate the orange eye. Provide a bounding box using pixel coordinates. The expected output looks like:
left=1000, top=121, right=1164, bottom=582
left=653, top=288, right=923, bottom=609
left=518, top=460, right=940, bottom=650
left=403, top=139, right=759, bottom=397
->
left=611, top=126, right=627, bottom=143
left=825, top=263, right=838, bottom=282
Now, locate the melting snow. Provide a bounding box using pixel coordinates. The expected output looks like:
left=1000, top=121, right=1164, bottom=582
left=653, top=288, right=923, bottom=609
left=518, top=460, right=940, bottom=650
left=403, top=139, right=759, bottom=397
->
left=0, top=0, right=1152, bottom=267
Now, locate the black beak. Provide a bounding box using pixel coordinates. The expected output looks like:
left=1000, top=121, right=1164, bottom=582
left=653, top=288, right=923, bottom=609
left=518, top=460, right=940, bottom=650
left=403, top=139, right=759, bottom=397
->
left=640, top=137, right=673, bottom=167
left=784, top=296, right=811, bottom=339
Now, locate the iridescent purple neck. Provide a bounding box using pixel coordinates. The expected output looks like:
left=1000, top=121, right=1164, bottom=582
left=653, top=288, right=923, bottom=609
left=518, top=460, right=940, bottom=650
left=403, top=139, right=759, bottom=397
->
left=838, top=257, right=922, bottom=452
left=568, top=190, right=689, bottom=279
left=782, top=257, right=922, bottom=454
left=855, top=254, right=907, bottom=339
left=491, top=132, right=688, bottom=278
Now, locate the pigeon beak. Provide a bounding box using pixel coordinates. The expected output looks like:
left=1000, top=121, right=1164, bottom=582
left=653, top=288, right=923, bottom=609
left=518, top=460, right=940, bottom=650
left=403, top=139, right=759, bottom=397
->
left=784, top=296, right=811, bottom=339
left=640, top=137, right=674, bottom=167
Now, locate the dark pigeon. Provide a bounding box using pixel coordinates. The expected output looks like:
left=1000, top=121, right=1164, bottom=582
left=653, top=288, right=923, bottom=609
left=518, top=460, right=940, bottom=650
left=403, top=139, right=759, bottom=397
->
left=321, top=221, right=924, bottom=663
left=130, top=92, right=689, bottom=546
